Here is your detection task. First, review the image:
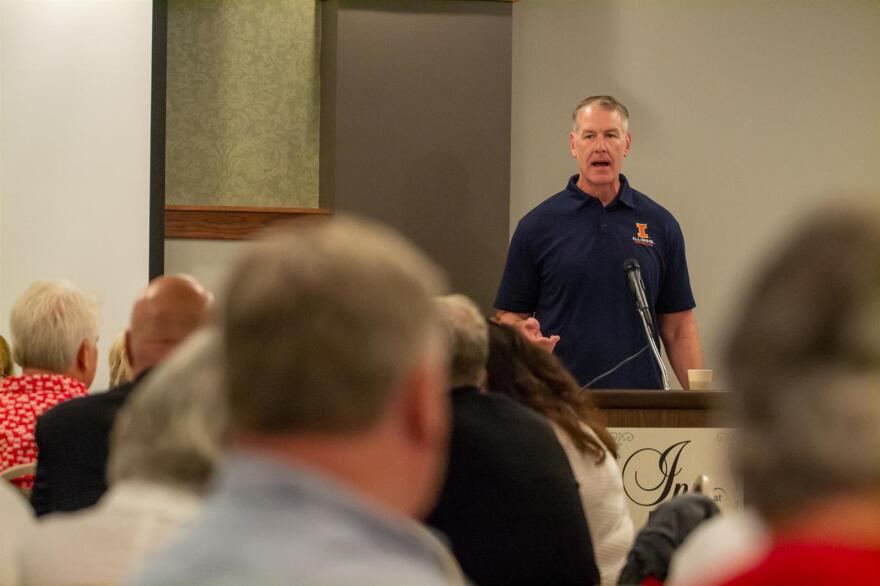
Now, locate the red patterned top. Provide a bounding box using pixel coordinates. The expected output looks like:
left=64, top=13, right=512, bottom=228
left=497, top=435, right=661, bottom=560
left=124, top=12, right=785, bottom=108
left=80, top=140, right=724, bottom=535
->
left=0, top=374, right=88, bottom=489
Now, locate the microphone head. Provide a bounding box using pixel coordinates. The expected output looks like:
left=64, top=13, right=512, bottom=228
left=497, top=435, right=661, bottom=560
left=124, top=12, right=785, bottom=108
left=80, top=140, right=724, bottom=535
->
left=623, top=258, right=640, bottom=273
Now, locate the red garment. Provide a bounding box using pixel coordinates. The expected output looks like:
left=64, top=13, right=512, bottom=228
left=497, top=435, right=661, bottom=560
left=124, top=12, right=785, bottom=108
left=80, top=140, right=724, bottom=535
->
left=0, top=374, right=88, bottom=489
left=718, top=542, right=880, bottom=586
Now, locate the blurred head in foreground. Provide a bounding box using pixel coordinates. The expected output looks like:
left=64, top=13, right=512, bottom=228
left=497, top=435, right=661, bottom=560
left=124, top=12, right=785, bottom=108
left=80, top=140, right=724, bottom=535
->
left=726, top=202, right=880, bottom=527
left=109, top=329, right=227, bottom=493
left=224, top=216, right=449, bottom=517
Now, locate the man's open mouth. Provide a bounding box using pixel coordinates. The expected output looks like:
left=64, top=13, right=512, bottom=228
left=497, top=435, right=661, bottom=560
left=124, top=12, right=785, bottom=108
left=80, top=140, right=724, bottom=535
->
left=591, top=161, right=610, bottom=167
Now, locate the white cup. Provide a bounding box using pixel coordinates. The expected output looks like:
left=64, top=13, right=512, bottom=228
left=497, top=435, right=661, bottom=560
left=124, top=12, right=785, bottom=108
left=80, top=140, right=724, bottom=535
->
left=687, top=369, right=713, bottom=391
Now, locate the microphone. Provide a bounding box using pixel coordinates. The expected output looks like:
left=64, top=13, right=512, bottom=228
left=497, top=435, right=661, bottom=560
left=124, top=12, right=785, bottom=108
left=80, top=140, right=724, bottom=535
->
left=623, top=258, right=654, bottom=332
left=622, top=258, right=670, bottom=390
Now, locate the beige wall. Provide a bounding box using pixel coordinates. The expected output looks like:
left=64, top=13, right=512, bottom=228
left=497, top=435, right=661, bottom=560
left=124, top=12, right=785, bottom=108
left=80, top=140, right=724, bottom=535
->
left=1, top=0, right=152, bottom=390
left=164, top=239, right=255, bottom=299
left=511, top=0, right=880, bottom=387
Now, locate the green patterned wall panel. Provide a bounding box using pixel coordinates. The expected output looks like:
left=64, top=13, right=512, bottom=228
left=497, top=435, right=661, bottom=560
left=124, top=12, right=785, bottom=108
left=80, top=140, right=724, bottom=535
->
left=166, top=0, right=320, bottom=207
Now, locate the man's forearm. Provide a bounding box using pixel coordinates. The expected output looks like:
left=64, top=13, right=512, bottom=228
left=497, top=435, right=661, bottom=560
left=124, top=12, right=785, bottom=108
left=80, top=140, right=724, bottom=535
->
left=493, top=310, right=529, bottom=325
left=659, top=310, right=704, bottom=389
left=666, top=334, right=704, bottom=389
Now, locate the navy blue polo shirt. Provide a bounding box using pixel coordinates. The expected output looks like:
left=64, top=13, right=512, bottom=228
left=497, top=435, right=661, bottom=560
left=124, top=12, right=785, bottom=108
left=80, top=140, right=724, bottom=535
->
left=494, top=174, right=695, bottom=389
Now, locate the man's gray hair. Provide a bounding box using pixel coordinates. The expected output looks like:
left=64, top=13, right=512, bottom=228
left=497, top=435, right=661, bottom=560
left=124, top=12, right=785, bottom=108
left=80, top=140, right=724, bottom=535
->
left=725, top=202, right=880, bottom=521
left=435, top=294, right=488, bottom=388
left=223, top=215, right=447, bottom=434
left=108, top=328, right=227, bottom=492
left=571, top=95, right=630, bottom=133
left=10, top=281, right=99, bottom=373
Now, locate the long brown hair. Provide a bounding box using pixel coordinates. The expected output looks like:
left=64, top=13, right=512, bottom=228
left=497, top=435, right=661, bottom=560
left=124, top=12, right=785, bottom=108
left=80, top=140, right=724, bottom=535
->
left=486, top=321, right=617, bottom=462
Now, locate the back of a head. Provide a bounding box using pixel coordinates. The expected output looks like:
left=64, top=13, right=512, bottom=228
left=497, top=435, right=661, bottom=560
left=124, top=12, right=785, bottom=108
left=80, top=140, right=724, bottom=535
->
left=486, top=320, right=576, bottom=406
left=434, top=294, right=488, bottom=389
left=127, top=274, right=214, bottom=376
left=486, top=320, right=615, bottom=460
left=10, top=281, right=98, bottom=374
left=726, top=202, right=880, bottom=521
left=109, top=329, right=226, bottom=493
left=223, top=216, right=446, bottom=435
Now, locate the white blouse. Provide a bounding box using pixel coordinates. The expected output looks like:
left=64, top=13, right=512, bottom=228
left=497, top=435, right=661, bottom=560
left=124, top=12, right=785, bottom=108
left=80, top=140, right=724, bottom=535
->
left=551, top=422, right=634, bottom=586
left=18, top=480, right=202, bottom=586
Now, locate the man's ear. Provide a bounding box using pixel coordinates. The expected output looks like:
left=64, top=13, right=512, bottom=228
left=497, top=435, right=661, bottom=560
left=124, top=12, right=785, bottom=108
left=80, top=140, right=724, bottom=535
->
left=624, top=132, right=632, bottom=157
left=76, top=340, right=90, bottom=371
left=400, top=353, right=449, bottom=449
left=124, top=329, right=134, bottom=371
left=72, top=338, right=97, bottom=387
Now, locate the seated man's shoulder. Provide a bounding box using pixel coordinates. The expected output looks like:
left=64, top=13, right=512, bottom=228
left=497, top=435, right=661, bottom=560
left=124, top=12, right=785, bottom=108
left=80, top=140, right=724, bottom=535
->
left=137, top=508, right=458, bottom=586
left=38, top=383, right=135, bottom=432
left=450, top=390, right=568, bottom=468
left=453, top=388, right=552, bottom=429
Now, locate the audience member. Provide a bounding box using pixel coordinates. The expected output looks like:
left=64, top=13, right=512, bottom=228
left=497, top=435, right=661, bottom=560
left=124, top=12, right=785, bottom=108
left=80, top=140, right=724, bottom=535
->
left=427, top=294, right=600, bottom=586
left=107, top=331, right=133, bottom=387
left=31, top=274, right=213, bottom=515
left=618, top=493, right=719, bottom=585
left=667, top=508, right=769, bottom=586
left=717, top=203, right=880, bottom=585
left=0, top=335, right=12, bottom=378
left=0, top=281, right=97, bottom=490
left=18, top=329, right=225, bottom=586
left=486, top=320, right=633, bottom=585
left=137, top=217, right=466, bottom=585
left=0, top=480, right=33, bottom=586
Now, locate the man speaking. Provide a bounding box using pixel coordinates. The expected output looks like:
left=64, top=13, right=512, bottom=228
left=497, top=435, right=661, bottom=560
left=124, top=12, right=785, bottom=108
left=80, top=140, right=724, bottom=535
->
left=495, top=96, right=703, bottom=389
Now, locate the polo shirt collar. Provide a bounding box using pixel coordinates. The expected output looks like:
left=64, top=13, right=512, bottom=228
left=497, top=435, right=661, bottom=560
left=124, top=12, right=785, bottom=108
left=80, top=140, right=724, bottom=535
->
left=566, top=173, right=636, bottom=209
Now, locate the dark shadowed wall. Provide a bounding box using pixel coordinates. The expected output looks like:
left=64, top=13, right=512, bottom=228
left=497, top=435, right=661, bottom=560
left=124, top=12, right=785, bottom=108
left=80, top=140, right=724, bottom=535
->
left=321, top=0, right=512, bottom=313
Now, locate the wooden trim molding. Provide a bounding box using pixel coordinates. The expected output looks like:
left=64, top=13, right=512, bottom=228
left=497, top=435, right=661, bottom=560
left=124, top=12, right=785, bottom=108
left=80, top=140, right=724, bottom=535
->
left=165, top=204, right=333, bottom=240
left=590, top=390, right=729, bottom=428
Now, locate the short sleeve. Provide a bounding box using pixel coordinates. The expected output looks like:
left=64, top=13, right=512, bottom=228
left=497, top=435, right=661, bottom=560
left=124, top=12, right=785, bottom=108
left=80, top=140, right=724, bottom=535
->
left=655, top=220, right=696, bottom=314
left=494, top=220, right=540, bottom=314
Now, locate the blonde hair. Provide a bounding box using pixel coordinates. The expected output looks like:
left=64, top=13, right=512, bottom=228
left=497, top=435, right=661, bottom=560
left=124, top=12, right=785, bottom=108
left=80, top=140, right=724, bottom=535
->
left=223, top=216, right=446, bottom=434
left=10, top=281, right=99, bottom=372
left=108, top=331, right=133, bottom=387
left=0, top=335, right=12, bottom=377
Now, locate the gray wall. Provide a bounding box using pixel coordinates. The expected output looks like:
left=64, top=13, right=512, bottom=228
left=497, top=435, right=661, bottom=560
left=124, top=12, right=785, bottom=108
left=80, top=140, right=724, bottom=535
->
left=322, top=0, right=513, bottom=312
left=511, top=0, right=880, bottom=387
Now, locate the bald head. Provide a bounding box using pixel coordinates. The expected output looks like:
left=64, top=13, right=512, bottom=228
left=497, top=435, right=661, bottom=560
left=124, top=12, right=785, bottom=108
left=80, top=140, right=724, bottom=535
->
left=126, top=275, right=214, bottom=377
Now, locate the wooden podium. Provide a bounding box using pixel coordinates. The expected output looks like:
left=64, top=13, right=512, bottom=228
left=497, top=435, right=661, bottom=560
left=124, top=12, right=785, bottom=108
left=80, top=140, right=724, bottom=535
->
left=589, top=390, right=729, bottom=428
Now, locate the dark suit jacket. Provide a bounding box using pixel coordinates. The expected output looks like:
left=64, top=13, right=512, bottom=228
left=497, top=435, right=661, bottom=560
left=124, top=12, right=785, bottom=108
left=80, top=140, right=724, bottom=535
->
left=426, top=386, right=600, bottom=586
left=30, top=373, right=148, bottom=516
